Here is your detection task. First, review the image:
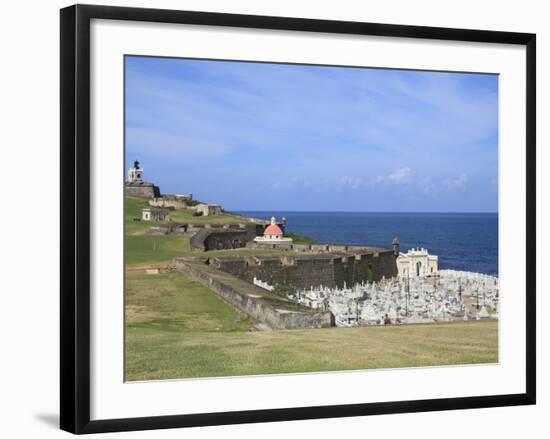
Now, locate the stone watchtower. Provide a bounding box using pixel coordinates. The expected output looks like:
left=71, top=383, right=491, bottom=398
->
left=128, top=160, right=144, bottom=183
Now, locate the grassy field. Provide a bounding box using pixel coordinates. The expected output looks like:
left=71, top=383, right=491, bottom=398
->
left=125, top=269, right=499, bottom=381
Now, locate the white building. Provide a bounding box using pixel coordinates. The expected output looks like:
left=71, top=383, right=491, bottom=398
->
left=396, top=247, right=438, bottom=278
left=253, top=216, right=293, bottom=244
left=142, top=207, right=170, bottom=222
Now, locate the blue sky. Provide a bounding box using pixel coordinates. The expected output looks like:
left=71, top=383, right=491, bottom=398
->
left=125, top=56, right=498, bottom=213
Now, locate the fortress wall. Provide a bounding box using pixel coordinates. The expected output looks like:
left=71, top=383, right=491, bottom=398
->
left=286, top=258, right=336, bottom=288
left=311, top=244, right=330, bottom=252
left=335, top=252, right=396, bottom=285
left=213, top=257, right=335, bottom=288
left=175, top=260, right=333, bottom=329
left=246, top=257, right=335, bottom=288
left=291, top=244, right=311, bottom=252
left=125, top=184, right=160, bottom=199
left=371, top=251, right=398, bottom=280
left=212, top=251, right=396, bottom=289
left=243, top=223, right=262, bottom=241
left=210, top=258, right=248, bottom=279
left=190, top=224, right=261, bottom=251
left=328, top=245, right=348, bottom=252
left=190, top=230, right=249, bottom=251
left=148, top=197, right=189, bottom=209
left=204, top=230, right=249, bottom=250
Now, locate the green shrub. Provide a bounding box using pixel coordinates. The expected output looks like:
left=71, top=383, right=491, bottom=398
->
left=284, top=232, right=320, bottom=245
left=272, top=284, right=296, bottom=296
left=185, top=199, right=202, bottom=207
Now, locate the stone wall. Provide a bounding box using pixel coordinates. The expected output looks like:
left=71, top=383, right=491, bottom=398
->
left=125, top=183, right=160, bottom=198
left=196, top=204, right=223, bottom=216
left=149, top=195, right=190, bottom=209
left=190, top=224, right=261, bottom=251
left=146, top=223, right=188, bottom=235
left=175, top=259, right=334, bottom=329
left=210, top=250, right=397, bottom=289
left=248, top=242, right=354, bottom=253
left=190, top=229, right=250, bottom=251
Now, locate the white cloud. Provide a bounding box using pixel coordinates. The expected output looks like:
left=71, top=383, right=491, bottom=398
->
left=446, top=173, right=468, bottom=190
left=339, top=176, right=363, bottom=190
left=389, top=167, right=412, bottom=183
left=377, top=167, right=413, bottom=184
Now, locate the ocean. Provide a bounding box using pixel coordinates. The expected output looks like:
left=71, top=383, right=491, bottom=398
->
left=237, top=212, right=498, bottom=276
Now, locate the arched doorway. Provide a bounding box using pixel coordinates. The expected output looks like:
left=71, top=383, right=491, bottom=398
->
left=416, top=261, right=422, bottom=276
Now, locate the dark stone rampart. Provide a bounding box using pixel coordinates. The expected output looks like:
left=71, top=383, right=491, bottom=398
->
left=210, top=249, right=397, bottom=289
left=190, top=224, right=261, bottom=251
left=125, top=183, right=160, bottom=198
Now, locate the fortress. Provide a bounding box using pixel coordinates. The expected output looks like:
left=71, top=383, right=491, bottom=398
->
left=126, top=160, right=447, bottom=329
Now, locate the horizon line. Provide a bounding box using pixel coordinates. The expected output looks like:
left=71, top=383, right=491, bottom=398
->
left=230, top=210, right=498, bottom=215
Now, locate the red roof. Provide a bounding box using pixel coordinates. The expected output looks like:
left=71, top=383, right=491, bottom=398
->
left=264, top=224, right=283, bottom=235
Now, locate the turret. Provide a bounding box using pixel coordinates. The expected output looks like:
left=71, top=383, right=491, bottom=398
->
left=392, top=237, right=400, bottom=257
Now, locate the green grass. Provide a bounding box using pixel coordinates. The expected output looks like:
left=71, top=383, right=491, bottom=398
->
left=125, top=269, right=499, bottom=381
left=126, top=270, right=251, bottom=332
left=125, top=197, right=153, bottom=234
left=169, top=208, right=249, bottom=225
left=285, top=232, right=320, bottom=245
left=125, top=235, right=191, bottom=265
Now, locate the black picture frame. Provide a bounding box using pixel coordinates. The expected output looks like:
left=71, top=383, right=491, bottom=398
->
left=60, top=4, right=536, bottom=434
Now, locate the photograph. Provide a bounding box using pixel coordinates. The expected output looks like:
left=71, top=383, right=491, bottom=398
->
left=123, top=55, right=499, bottom=382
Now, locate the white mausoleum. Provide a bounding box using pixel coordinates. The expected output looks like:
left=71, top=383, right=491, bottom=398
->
left=254, top=216, right=293, bottom=244
left=396, top=247, right=438, bottom=278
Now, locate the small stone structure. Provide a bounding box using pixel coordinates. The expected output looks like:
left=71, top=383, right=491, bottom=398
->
left=196, top=204, right=222, bottom=216
left=142, top=207, right=170, bottom=222
left=396, top=247, right=438, bottom=278
left=125, top=160, right=160, bottom=198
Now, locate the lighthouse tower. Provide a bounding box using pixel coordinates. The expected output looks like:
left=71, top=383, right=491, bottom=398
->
left=128, top=160, right=144, bottom=184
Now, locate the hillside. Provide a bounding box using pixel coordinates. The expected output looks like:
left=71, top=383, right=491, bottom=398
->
left=125, top=196, right=313, bottom=263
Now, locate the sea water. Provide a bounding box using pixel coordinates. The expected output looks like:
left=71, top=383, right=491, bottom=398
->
left=237, top=212, right=498, bottom=276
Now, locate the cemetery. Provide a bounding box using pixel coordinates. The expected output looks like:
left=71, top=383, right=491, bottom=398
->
left=254, top=270, right=498, bottom=327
